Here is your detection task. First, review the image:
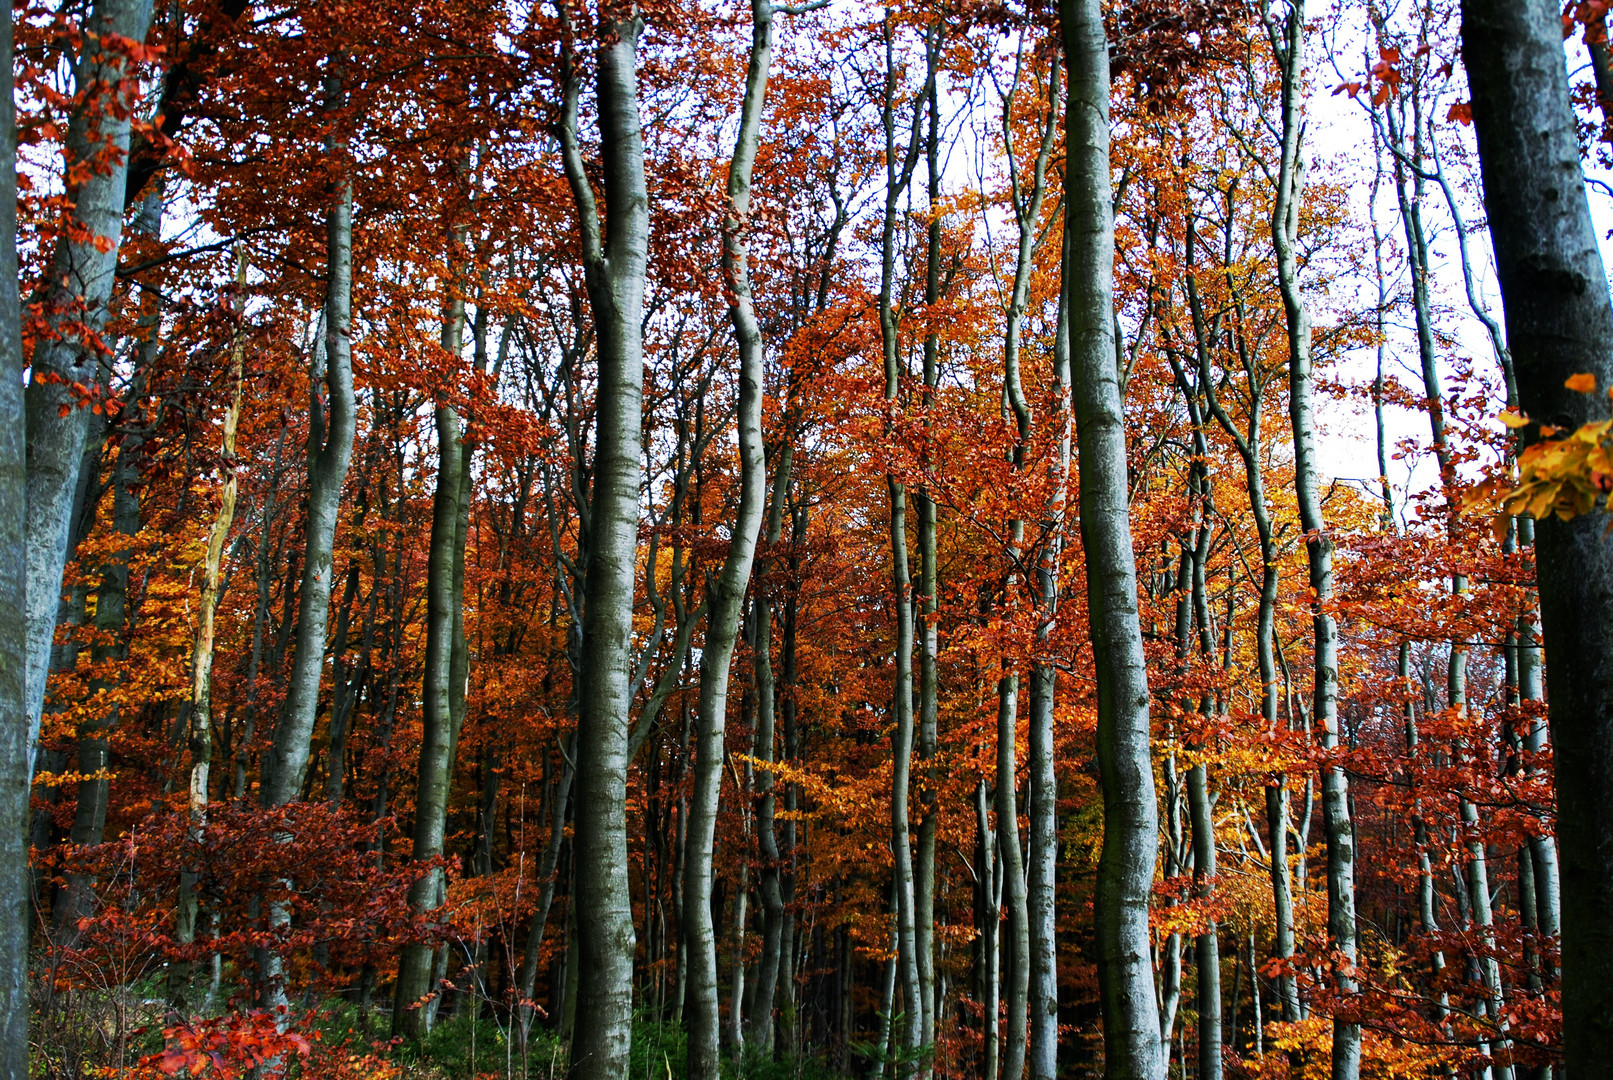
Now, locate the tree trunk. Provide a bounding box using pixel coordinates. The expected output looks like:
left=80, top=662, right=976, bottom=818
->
left=557, top=9, right=649, bottom=1079
left=172, top=251, right=247, bottom=1011
left=1061, top=0, right=1163, bottom=1074
left=0, top=8, right=30, bottom=1075
left=1266, top=5, right=1360, bottom=1075
left=395, top=289, right=470, bottom=1037
left=518, top=740, right=574, bottom=1043
left=23, top=0, right=154, bottom=786
left=876, top=15, right=933, bottom=1073
left=263, top=78, right=357, bottom=808
left=260, top=86, right=355, bottom=1011
left=976, top=777, right=1000, bottom=1080
left=996, top=676, right=1030, bottom=1080
left=1462, top=0, right=1613, bottom=1065
left=686, top=2, right=775, bottom=1072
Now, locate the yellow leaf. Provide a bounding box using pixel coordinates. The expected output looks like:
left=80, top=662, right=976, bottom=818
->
left=1499, top=409, right=1530, bottom=429
left=1567, top=372, right=1598, bottom=393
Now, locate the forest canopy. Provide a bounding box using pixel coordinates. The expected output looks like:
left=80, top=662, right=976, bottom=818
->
left=2, top=0, right=1612, bottom=1079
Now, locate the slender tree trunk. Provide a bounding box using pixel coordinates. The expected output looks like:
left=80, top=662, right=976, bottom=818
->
left=1028, top=160, right=1071, bottom=1080
left=875, top=14, right=932, bottom=1075
left=172, top=252, right=247, bottom=1010
left=977, top=777, right=1000, bottom=1080
left=1463, top=0, right=1613, bottom=1065
left=996, top=52, right=1058, bottom=1080
left=914, top=41, right=943, bottom=1067
left=996, top=675, right=1030, bottom=1080
left=395, top=287, right=470, bottom=1037
left=1062, top=1, right=1162, bottom=1074
left=263, top=78, right=357, bottom=809
left=1265, top=5, right=1359, bottom=1075
left=519, top=742, right=574, bottom=1042
left=259, top=89, right=355, bottom=1011
left=686, top=2, right=773, bottom=1071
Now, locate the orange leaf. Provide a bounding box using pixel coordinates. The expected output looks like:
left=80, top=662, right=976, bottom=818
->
left=1566, top=372, right=1598, bottom=392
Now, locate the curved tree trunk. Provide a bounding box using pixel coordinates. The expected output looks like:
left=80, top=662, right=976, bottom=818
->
left=256, top=85, right=355, bottom=1013
left=1265, top=5, right=1359, bottom=1075
left=685, top=2, right=773, bottom=1074
left=263, top=77, right=357, bottom=809
left=556, top=8, right=650, bottom=1078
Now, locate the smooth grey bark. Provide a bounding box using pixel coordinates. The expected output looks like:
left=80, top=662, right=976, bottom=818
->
left=0, top=8, right=30, bottom=1077
left=395, top=292, right=470, bottom=1037
left=1462, top=0, right=1613, bottom=1067
left=557, top=8, right=648, bottom=1079
left=1061, top=0, right=1162, bottom=1075
left=994, top=47, right=1058, bottom=1080
left=260, top=100, right=355, bottom=1012
left=686, top=2, right=776, bottom=1073
left=976, top=777, right=1000, bottom=1080
left=263, top=87, right=357, bottom=808
left=915, top=36, right=943, bottom=1067
left=750, top=462, right=789, bottom=1055
left=1186, top=189, right=1300, bottom=1032
left=875, top=13, right=932, bottom=1074
left=995, top=677, right=1030, bottom=1080
left=24, top=0, right=154, bottom=785
left=518, top=741, right=574, bottom=1042
left=1026, top=271, right=1068, bottom=1080
left=1263, top=4, right=1359, bottom=1075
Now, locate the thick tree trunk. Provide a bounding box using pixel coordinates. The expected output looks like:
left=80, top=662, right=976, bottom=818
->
left=1062, top=1, right=1162, bottom=1074
left=24, top=0, right=154, bottom=785
left=557, top=10, right=649, bottom=1080
left=687, top=2, right=773, bottom=1073
left=0, top=10, right=30, bottom=1077
left=1462, top=0, right=1613, bottom=1066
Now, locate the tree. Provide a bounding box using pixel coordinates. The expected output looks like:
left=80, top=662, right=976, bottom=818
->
left=1062, top=0, right=1163, bottom=1074
left=1464, top=0, right=1613, bottom=1067
left=557, top=3, right=650, bottom=1077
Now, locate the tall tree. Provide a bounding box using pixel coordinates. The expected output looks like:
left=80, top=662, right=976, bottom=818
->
left=0, top=8, right=30, bottom=1077
left=23, top=0, right=154, bottom=783
left=557, top=3, right=649, bottom=1076
left=1463, top=0, right=1613, bottom=1067
left=1061, top=0, right=1163, bottom=1075
left=395, top=260, right=472, bottom=1037
left=262, top=71, right=358, bottom=808
left=685, top=0, right=777, bottom=1071
left=1264, top=2, right=1360, bottom=1074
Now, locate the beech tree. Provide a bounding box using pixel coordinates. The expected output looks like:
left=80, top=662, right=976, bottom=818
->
left=7, top=1, right=1610, bottom=1078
